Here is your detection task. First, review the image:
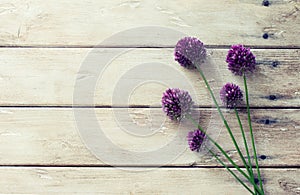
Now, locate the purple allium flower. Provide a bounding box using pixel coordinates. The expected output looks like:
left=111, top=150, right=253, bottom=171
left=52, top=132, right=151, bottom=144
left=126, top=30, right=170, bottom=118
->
left=226, top=44, right=256, bottom=76
left=162, top=88, right=193, bottom=121
left=174, top=37, right=207, bottom=69
left=220, top=83, right=243, bottom=108
left=187, top=129, right=206, bottom=152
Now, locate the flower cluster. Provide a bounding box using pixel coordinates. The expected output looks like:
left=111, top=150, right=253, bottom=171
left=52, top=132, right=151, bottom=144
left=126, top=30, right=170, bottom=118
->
left=161, top=88, right=193, bottom=121
left=226, top=44, right=256, bottom=76
left=187, top=129, right=206, bottom=152
left=220, top=83, right=243, bottom=108
left=174, top=37, right=207, bottom=69
left=161, top=36, right=263, bottom=194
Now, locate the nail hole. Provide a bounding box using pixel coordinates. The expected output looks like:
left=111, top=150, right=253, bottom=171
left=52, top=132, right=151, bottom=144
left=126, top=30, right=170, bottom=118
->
left=262, top=0, right=270, bottom=6
left=254, top=178, right=259, bottom=184
left=269, top=95, right=277, bottom=100
left=272, top=61, right=279, bottom=67
left=265, top=119, right=270, bottom=125
left=260, top=155, right=267, bottom=160
left=263, top=33, right=269, bottom=39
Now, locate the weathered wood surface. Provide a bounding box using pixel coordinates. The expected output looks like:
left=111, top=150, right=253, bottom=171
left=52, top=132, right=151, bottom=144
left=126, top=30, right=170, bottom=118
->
left=0, top=167, right=298, bottom=195
left=0, top=0, right=299, bottom=47
left=0, top=108, right=298, bottom=166
left=0, top=0, right=299, bottom=194
left=0, top=48, right=299, bottom=107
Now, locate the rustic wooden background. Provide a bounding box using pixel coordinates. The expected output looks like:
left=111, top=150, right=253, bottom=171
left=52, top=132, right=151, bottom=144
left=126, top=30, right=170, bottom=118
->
left=0, top=0, right=299, bottom=194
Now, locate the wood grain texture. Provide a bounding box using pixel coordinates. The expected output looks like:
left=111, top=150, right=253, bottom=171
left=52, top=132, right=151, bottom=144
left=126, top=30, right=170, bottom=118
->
left=0, top=0, right=299, bottom=47
left=0, top=48, right=299, bottom=107
left=0, top=108, right=298, bottom=166
left=0, top=1, right=299, bottom=194
left=0, top=167, right=299, bottom=195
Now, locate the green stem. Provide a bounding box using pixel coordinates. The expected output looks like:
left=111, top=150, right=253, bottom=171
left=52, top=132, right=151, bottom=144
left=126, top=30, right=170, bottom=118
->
left=243, top=74, right=264, bottom=194
left=234, top=107, right=257, bottom=194
left=186, top=115, right=263, bottom=194
left=196, top=67, right=252, bottom=178
left=208, top=149, right=255, bottom=195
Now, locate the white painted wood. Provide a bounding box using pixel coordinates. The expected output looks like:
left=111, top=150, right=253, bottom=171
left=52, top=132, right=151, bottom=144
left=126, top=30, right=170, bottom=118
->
left=0, top=1, right=299, bottom=194
left=0, top=167, right=298, bottom=194
left=0, top=0, right=299, bottom=47
left=0, top=108, right=298, bottom=166
left=0, top=48, right=299, bottom=107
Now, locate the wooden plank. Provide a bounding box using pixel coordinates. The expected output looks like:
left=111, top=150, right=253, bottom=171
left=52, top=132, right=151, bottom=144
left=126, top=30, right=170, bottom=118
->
left=0, top=167, right=298, bottom=194
left=0, top=0, right=299, bottom=47
left=0, top=108, right=298, bottom=166
left=0, top=48, right=298, bottom=107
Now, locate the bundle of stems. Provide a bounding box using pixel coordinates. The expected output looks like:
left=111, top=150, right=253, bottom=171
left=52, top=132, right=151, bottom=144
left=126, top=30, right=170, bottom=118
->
left=188, top=66, right=264, bottom=195
left=165, top=38, right=264, bottom=194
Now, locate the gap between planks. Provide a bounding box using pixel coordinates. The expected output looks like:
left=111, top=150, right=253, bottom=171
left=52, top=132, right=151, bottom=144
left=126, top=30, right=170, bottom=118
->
left=1, top=45, right=300, bottom=49
left=0, top=165, right=299, bottom=169
left=0, top=106, right=299, bottom=109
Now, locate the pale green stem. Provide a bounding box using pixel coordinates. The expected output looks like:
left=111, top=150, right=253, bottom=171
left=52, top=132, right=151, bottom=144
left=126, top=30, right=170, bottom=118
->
left=234, top=107, right=257, bottom=194
left=186, top=115, right=263, bottom=194
left=195, top=67, right=253, bottom=181
left=243, top=73, right=264, bottom=194
left=208, top=149, right=255, bottom=195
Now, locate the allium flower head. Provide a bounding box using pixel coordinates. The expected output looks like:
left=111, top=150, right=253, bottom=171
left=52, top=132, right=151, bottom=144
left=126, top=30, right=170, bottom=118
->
left=220, top=83, right=243, bottom=108
left=162, top=88, right=193, bottom=121
left=226, top=44, right=256, bottom=76
left=175, top=37, right=207, bottom=69
left=187, top=129, right=206, bottom=152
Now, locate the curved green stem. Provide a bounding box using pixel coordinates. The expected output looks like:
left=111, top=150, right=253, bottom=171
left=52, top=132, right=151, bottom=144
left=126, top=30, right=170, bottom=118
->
left=196, top=67, right=252, bottom=177
left=243, top=74, right=264, bottom=194
left=234, top=107, right=256, bottom=194
left=186, top=115, right=263, bottom=194
left=208, top=149, right=254, bottom=195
